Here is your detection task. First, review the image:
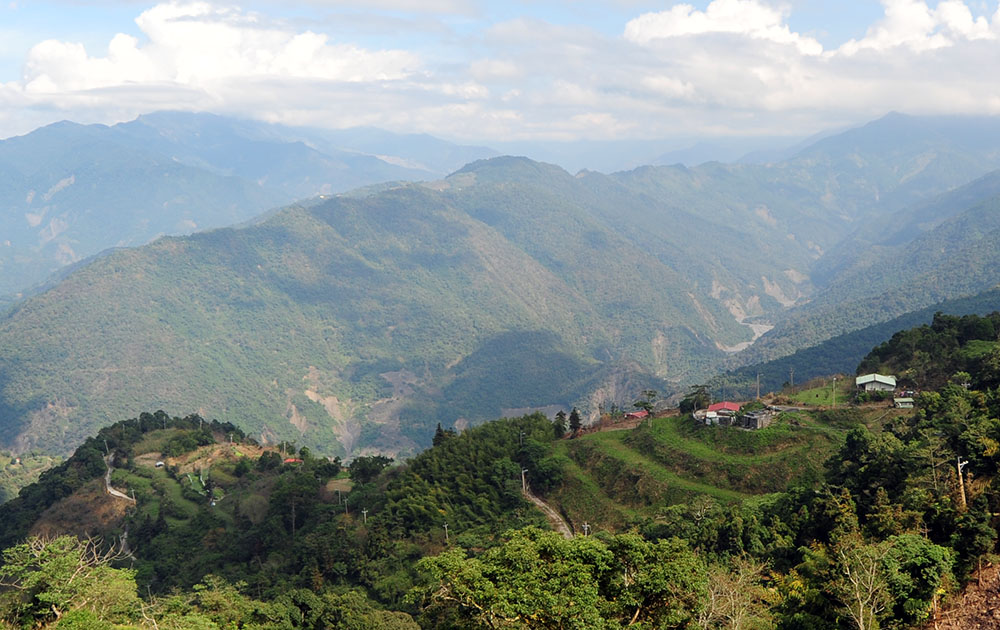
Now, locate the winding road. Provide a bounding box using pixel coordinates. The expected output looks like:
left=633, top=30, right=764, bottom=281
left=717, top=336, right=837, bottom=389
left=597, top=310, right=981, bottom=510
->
left=523, top=486, right=573, bottom=539
left=104, top=454, right=136, bottom=503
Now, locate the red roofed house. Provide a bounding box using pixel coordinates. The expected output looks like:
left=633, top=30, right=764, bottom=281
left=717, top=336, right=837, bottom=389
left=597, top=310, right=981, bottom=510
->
left=624, top=410, right=649, bottom=421
left=707, top=402, right=741, bottom=414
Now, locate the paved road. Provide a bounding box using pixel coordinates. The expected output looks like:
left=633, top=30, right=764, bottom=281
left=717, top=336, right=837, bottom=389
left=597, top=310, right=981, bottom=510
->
left=523, top=487, right=573, bottom=539
left=104, top=454, right=136, bottom=503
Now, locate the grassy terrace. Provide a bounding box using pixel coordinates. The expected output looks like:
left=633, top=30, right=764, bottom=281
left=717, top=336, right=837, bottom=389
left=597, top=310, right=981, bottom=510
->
left=550, top=408, right=867, bottom=530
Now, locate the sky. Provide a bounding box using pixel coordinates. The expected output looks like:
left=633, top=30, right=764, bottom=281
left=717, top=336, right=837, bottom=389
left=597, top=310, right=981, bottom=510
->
left=2, top=0, right=1000, bottom=144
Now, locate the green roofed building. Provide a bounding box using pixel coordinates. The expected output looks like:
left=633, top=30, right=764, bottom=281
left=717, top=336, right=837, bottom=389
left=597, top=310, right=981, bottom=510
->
left=856, top=373, right=896, bottom=392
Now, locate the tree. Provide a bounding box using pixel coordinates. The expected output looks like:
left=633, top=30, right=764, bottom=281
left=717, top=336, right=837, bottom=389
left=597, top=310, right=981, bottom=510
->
left=415, top=528, right=706, bottom=629
left=0, top=536, right=139, bottom=628
left=553, top=411, right=567, bottom=439
left=269, top=471, right=322, bottom=539
left=349, top=455, right=394, bottom=485
left=696, top=556, right=774, bottom=630
left=829, top=536, right=892, bottom=630
left=433, top=423, right=456, bottom=447
left=680, top=384, right=711, bottom=414
left=320, top=590, right=420, bottom=630
left=633, top=389, right=657, bottom=418
left=568, top=408, right=582, bottom=436
left=883, top=534, right=953, bottom=625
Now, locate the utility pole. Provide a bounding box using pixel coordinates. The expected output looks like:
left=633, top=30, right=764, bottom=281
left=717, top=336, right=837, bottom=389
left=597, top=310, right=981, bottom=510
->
left=790, top=367, right=794, bottom=388
left=444, top=523, right=449, bottom=544
left=521, top=468, right=528, bottom=492
left=832, top=377, right=837, bottom=408
left=336, top=489, right=342, bottom=505
left=756, top=372, right=761, bottom=400
left=958, top=457, right=969, bottom=511
left=582, top=522, right=590, bottom=536
left=362, top=508, right=368, bottom=524
left=519, top=431, right=525, bottom=447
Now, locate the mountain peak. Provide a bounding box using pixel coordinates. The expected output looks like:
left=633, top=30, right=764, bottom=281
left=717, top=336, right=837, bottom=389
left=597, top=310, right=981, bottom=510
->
left=451, top=155, right=570, bottom=182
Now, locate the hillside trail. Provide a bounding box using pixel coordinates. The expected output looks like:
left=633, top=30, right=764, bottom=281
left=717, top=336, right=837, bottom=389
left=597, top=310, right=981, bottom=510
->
left=522, top=486, right=573, bottom=539
left=104, top=454, right=136, bottom=503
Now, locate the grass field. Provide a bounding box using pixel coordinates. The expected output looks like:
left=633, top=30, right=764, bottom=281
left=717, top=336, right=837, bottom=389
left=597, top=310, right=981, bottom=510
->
left=789, top=377, right=856, bottom=406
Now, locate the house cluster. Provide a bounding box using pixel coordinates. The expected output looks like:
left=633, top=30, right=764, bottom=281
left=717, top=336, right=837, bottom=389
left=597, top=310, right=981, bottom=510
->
left=692, top=401, right=776, bottom=430
left=855, top=373, right=913, bottom=408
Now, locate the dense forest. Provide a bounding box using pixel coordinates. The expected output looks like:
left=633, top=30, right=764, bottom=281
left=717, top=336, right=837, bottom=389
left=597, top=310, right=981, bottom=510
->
left=3, top=315, right=1000, bottom=629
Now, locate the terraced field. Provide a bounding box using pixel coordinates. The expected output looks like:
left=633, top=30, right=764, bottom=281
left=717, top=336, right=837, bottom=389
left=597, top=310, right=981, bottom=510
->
left=548, top=409, right=868, bottom=531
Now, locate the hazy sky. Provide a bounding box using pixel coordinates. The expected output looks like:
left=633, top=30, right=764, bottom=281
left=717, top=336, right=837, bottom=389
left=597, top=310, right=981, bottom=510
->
left=2, top=0, right=1000, bottom=143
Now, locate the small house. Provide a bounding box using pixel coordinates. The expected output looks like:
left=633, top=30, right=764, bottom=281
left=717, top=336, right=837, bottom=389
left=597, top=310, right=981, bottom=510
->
left=894, top=397, right=914, bottom=409
left=624, top=410, right=649, bottom=421
left=707, top=402, right=741, bottom=415
left=856, top=373, right=896, bottom=392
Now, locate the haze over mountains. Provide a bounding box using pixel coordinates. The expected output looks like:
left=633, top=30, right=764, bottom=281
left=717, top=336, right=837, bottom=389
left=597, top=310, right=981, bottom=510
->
left=2, top=111, right=1000, bottom=457
left=0, top=111, right=497, bottom=302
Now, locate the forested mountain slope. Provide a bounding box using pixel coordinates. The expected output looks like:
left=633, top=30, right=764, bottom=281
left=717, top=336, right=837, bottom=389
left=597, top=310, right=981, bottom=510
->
left=0, top=162, right=753, bottom=456
left=6, top=114, right=1000, bottom=456
left=0, top=112, right=495, bottom=301
left=746, top=190, right=1000, bottom=364
left=0, top=121, right=287, bottom=298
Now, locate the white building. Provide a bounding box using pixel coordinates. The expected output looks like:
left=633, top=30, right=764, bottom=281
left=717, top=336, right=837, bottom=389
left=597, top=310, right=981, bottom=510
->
left=856, top=373, right=896, bottom=392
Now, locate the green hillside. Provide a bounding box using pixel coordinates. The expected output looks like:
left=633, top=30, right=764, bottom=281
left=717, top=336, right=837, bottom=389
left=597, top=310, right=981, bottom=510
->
left=0, top=168, right=753, bottom=456
left=4, top=314, right=1000, bottom=627
left=3, top=367, right=996, bottom=630
left=548, top=409, right=867, bottom=530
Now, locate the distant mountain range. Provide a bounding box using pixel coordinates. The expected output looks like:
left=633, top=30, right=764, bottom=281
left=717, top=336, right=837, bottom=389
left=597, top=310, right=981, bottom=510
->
left=3, top=112, right=1000, bottom=457
left=0, top=111, right=497, bottom=301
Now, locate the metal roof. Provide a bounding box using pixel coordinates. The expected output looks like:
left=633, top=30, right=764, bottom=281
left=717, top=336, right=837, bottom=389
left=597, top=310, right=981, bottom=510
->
left=855, top=373, right=896, bottom=387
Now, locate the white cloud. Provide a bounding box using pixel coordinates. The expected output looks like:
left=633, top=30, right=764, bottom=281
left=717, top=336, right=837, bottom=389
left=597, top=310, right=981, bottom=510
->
left=5, top=0, right=1000, bottom=144
left=613, top=0, right=1000, bottom=136
left=624, top=0, right=823, bottom=56
left=839, top=0, right=997, bottom=54
left=469, top=59, right=521, bottom=80
left=21, top=1, right=420, bottom=94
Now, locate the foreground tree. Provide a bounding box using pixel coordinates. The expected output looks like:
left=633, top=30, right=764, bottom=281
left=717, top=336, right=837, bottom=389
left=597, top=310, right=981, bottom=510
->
left=414, top=527, right=706, bottom=629
left=0, top=536, right=139, bottom=628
